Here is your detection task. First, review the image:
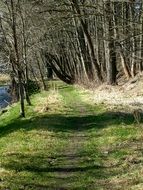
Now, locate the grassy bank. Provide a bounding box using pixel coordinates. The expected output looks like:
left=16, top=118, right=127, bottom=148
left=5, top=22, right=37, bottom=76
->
left=0, top=82, right=143, bottom=190
left=0, top=74, right=10, bottom=86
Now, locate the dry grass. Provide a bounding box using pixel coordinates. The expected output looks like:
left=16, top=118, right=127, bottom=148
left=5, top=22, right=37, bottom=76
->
left=78, top=76, right=143, bottom=113
left=0, top=74, right=10, bottom=84
left=34, top=89, right=63, bottom=113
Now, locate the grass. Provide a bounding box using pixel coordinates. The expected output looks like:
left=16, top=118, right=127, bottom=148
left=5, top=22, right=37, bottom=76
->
left=0, top=81, right=143, bottom=189
left=0, top=74, right=10, bottom=85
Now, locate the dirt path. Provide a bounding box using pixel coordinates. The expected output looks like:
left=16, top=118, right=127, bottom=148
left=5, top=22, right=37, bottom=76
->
left=51, top=89, right=90, bottom=189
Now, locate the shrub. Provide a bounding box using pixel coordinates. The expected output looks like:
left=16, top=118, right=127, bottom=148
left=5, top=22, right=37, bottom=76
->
left=27, top=80, right=40, bottom=95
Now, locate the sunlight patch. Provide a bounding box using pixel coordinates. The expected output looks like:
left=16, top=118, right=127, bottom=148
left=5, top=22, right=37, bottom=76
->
left=34, top=90, right=63, bottom=113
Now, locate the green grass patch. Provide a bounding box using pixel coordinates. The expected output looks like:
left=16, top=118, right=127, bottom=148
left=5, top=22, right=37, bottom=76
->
left=0, top=81, right=143, bottom=189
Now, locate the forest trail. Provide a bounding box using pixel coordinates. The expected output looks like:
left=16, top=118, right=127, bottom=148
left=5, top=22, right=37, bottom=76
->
left=53, top=86, right=91, bottom=189
left=38, top=84, right=90, bottom=189
left=0, top=82, right=143, bottom=190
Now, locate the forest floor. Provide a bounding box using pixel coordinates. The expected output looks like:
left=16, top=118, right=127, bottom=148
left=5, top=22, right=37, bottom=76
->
left=82, top=73, right=143, bottom=112
left=0, top=81, right=143, bottom=190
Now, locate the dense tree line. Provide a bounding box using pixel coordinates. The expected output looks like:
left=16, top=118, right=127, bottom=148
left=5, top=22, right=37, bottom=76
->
left=0, top=0, right=142, bottom=116
left=40, top=0, right=143, bottom=85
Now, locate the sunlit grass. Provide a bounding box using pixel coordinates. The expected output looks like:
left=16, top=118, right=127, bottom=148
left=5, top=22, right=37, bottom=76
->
left=0, top=74, right=10, bottom=85
left=0, top=81, right=143, bottom=189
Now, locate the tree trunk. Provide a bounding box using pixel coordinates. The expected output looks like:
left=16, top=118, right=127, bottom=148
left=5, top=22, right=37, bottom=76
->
left=11, top=0, right=25, bottom=117
left=71, top=0, right=103, bottom=82
left=106, top=2, right=117, bottom=85
left=35, top=53, right=47, bottom=90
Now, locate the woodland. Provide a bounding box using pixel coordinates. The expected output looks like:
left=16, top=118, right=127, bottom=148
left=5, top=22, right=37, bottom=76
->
left=0, top=1, right=143, bottom=190
left=0, top=0, right=142, bottom=116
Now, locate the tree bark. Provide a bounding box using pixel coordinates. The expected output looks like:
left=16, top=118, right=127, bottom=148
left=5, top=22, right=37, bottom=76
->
left=11, top=0, right=25, bottom=117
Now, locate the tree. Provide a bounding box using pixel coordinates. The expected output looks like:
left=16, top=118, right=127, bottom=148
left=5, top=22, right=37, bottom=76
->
left=0, top=0, right=143, bottom=116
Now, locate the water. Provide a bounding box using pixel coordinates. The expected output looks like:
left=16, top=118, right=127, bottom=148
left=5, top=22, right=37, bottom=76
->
left=0, top=86, right=12, bottom=109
